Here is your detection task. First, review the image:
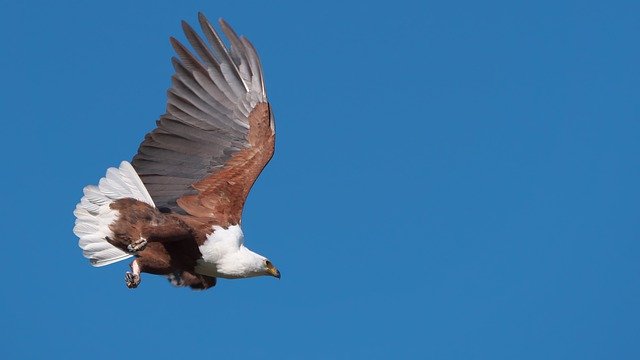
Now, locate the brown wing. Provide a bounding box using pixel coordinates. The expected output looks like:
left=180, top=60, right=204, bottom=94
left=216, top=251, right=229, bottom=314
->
left=177, top=102, right=274, bottom=225
left=131, top=13, right=275, bottom=225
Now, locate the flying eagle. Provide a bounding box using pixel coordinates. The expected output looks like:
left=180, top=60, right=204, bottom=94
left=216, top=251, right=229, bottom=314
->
left=73, top=13, right=280, bottom=290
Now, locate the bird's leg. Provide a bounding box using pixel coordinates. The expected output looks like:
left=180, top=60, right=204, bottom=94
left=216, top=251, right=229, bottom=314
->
left=125, top=259, right=142, bottom=289
left=127, top=237, right=148, bottom=253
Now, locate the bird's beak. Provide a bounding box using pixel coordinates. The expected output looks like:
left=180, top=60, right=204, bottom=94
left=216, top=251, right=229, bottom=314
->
left=268, top=267, right=281, bottom=279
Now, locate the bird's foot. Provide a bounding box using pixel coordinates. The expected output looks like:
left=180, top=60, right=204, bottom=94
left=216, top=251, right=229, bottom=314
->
left=125, top=272, right=141, bottom=288
left=127, top=238, right=147, bottom=253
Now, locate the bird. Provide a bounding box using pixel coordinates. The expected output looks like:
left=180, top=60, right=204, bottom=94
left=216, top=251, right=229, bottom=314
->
left=73, top=13, right=280, bottom=290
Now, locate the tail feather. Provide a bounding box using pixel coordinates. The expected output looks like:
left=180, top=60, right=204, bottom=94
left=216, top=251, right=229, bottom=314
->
left=73, top=161, right=155, bottom=267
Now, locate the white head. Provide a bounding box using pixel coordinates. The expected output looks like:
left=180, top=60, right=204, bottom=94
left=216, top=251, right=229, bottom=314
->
left=219, top=246, right=280, bottom=279
left=196, top=225, right=280, bottom=279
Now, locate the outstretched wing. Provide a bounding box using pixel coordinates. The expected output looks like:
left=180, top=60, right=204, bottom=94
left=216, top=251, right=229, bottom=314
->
left=132, top=13, right=275, bottom=226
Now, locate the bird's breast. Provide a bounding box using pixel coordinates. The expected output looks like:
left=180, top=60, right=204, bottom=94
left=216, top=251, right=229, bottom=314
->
left=194, top=224, right=244, bottom=277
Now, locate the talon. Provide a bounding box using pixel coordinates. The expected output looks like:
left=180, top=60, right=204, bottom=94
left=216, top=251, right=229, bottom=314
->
left=127, top=238, right=148, bottom=253
left=125, top=272, right=140, bottom=288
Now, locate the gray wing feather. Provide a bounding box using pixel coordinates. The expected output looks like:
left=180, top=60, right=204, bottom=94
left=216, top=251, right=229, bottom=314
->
left=181, top=21, right=219, bottom=69
left=132, top=14, right=266, bottom=213
left=219, top=20, right=252, bottom=83
left=198, top=14, right=246, bottom=91
left=169, top=37, right=206, bottom=74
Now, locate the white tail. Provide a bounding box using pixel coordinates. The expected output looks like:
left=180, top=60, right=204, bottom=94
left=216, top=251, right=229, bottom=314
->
left=73, top=161, right=155, bottom=267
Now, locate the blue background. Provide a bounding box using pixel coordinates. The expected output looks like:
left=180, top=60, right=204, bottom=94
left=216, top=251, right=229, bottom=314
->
left=1, top=1, right=638, bottom=358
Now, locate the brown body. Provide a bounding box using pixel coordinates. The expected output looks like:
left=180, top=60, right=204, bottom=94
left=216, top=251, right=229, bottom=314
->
left=107, top=198, right=215, bottom=288
left=105, top=103, right=274, bottom=289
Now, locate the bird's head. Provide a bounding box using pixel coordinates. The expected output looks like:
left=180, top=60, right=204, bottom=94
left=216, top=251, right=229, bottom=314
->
left=264, top=259, right=281, bottom=279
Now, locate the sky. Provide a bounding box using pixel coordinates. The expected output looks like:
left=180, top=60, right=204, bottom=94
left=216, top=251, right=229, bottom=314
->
left=1, top=0, right=638, bottom=358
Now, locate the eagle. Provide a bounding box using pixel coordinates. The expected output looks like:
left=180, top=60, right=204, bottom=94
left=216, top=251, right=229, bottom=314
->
left=73, top=13, right=280, bottom=290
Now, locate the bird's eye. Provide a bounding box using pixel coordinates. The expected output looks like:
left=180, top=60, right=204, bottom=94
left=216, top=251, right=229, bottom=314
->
left=265, top=260, right=273, bottom=269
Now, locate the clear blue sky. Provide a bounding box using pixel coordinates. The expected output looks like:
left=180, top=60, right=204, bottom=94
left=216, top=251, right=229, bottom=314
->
left=1, top=0, right=638, bottom=358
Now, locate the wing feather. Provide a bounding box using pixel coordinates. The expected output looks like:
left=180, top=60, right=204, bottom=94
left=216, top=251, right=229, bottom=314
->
left=132, top=13, right=273, bottom=219
left=169, top=37, right=207, bottom=74
left=198, top=13, right=247, bottom=91
left=181, top=21, right=219, bottom=69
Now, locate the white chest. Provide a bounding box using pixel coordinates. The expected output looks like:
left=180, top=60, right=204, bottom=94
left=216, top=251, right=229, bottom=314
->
left=195, top=225, right=244, bottom=277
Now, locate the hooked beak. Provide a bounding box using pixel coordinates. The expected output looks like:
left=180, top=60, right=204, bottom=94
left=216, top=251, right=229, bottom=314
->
left=269, top=267, right=281, bottom=279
